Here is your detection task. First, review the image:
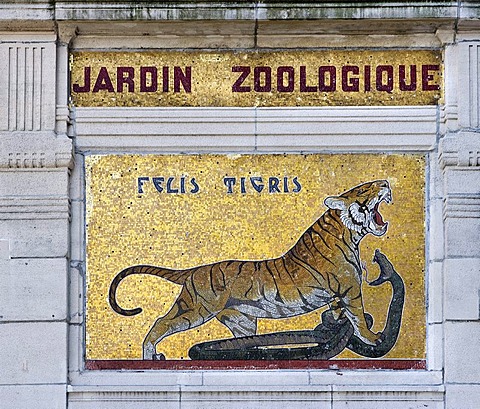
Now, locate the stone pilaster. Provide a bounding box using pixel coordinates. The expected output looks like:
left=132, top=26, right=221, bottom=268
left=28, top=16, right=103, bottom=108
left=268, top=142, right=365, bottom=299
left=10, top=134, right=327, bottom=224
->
left=0, top=28, right=72, bottom=409
left=441, top=38, right=480, bottom=408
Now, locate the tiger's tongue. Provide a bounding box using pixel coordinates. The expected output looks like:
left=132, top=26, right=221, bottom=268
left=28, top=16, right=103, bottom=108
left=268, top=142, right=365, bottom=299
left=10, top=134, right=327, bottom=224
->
left=374, top=203, right=386, bottom=226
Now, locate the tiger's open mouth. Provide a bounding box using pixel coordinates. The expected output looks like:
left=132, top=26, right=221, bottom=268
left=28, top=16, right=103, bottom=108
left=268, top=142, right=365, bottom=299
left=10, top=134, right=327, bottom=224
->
left=369, top=187, right=392, bottom=235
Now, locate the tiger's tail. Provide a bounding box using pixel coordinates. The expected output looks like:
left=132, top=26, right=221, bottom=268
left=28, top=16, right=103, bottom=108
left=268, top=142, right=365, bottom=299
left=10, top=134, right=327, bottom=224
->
left=108, top=265, right=191, bottom=316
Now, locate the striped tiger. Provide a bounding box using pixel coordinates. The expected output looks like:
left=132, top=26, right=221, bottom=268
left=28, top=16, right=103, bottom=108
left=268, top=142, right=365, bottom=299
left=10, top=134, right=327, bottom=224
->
left=109, top=179, right=392, bottom=360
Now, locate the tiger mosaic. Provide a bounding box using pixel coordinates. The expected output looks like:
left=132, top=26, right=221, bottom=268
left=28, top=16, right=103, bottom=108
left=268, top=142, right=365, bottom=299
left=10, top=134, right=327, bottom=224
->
left=109, top=180, right=394, bottom=360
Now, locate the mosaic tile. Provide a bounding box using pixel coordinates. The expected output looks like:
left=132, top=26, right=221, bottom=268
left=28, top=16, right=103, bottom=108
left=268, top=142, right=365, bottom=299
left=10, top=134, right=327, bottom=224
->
left=85, top=154, right=425, bottom=363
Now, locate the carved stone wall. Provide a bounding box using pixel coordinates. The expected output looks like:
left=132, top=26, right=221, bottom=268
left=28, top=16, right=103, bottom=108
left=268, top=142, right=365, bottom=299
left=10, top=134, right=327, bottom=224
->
left=0, top=1, right=479, bottom=409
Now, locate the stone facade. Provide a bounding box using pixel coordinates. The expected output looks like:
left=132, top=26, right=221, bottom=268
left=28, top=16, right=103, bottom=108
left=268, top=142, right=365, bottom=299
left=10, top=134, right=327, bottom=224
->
left=0, top=1, right=479, bottom=408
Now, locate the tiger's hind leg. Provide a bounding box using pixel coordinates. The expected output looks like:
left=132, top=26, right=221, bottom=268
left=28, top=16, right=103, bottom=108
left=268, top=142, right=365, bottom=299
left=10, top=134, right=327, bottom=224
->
left=216, top=308, right=257, bottom=338
left=142, top=296, right=216, bottom=360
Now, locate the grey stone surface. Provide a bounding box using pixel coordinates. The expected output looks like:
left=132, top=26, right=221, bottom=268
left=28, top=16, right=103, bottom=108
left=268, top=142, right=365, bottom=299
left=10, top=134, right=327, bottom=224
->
left=428, top=199, right=445, bottom=262
left=0, top=384, right=66, bottom=409
left=69, top=200, right=85, bottom=262
left=445, top=217, right=480, bottom=258
left=180, top=391, right=330, bottom=409
left=332, top=386, right=444, bottom=409
left=446, top=385, right=480, bottom=409
left=69, top=154, right=85, bottom=202
left=445, top=167, right=480, bottom=196
left=0, top=258, right=68, bottom=321
left=0, top=218, right=69, bottom=258
left=0, top=322, right=67, bottom=384
left=445, top=321, right=480, bottom=383
left=426, top=323, right=444, bottom=371
left=444, top=258, right=480, bottom=320
left=0, top=167, right=68, bottom=196
left=0, top=238, right=9, bottom=259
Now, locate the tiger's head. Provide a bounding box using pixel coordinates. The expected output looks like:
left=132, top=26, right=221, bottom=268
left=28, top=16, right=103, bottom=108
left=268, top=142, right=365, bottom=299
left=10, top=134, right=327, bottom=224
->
left=324, top=180, right=392, bottom=237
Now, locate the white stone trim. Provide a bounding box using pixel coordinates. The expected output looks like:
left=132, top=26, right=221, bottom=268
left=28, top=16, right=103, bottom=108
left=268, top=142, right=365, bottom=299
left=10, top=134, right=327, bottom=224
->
left=73, top=106, right=438, bottom=153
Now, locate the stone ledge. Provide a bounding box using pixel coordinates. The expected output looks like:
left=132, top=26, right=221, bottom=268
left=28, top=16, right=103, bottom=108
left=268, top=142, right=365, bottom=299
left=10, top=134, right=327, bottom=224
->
left=67, top=370, right=443, bottom=389
left=73, top=106, right=437, bottom=152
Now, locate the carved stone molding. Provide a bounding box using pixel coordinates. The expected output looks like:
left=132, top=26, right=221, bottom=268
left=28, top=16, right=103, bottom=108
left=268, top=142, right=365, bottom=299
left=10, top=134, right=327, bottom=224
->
left=0, top=132, right=73, bottom=169
left=458, top=42, right=480, bottom=129
left=439, top=131, right=480, bottom=168
left=440, top=132, right=480, bottom=226
left=0, top=40, right=56, bottom=132
left=444, top=196, right=480, bottom=219
left=0, top=196, right=70, bottom=220
left=57, top=23, right=78, bottom=47
left=74, top=106, right=437, bottom=153
left=435, top=27, right=456, bottom=45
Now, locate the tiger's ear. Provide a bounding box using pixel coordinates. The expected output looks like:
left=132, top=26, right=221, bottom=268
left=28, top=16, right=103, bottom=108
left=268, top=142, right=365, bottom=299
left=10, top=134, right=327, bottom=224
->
left=324, top=196, right=347, bottom=210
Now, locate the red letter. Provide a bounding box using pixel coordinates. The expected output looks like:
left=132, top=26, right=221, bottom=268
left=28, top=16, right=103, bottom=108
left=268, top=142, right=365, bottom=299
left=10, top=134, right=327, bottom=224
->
left=300, top=66, right=317, bottom=92
left=422, top=65, right=440, bottom=91
left=342, top=66, right=359, bottom=92
left=399, top=65, right=417, bottom=91
left=140, top=67, right=158, bottom=92
left=174, top=66, right=191, bottom=93
left=254, top=66, right=272, bottom=92
left=376, top=65, right=394, bottom=93
left=277, top=66, right=294, bottom=92
left=117, top=67, right=135, bottom=92
left=73, top=67, right=91, bottom=93
left=232, top=66, right=251, bottom=92
left=92, top=67, right=114, bottom=93
left=319, top=66, right=336, bottom=92
left=162, top=67, right=169, bottom=92
left=364, top=65, right=371, bottom=92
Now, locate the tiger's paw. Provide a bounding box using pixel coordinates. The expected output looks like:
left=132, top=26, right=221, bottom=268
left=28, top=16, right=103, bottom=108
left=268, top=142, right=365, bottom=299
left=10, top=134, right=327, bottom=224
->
left=143, top=342, right=156, bottom=360
left=372, top=332, right=386, bottom=346
left=377, top=332, right=386, bottom=345
left=153, top=353, right=166, bottom=361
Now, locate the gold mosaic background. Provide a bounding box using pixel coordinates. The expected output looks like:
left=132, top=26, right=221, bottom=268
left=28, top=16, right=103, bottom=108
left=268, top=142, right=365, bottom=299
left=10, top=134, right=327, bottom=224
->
left=86, top=154, right=425, bottom=360
left=71, top=51, right=442, bottom=107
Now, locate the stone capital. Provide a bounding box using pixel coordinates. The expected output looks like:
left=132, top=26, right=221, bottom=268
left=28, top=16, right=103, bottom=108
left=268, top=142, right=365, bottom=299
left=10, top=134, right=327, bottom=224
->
left=57, top=23, right=78, bottom=46
left=0, top=132, right=73, bottom=169
left=439, top=131, right=480, bottom=168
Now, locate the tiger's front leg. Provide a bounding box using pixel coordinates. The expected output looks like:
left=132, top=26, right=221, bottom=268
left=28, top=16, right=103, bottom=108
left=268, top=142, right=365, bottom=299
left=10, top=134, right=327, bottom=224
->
left=341, top=292, right=381, bottom=346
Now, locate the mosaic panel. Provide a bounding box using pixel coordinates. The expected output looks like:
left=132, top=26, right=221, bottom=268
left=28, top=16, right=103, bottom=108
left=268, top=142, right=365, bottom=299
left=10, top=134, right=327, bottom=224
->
left=71, top=50, right=442, bottom=107
left=85, top=154, right=426, bottom=369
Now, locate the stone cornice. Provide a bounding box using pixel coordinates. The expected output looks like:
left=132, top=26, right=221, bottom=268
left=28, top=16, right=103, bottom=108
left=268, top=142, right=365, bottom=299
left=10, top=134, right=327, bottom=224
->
left=53, top=1, right=461, bottom=21
left=0, top=1, right=477, bottom=25
left=1, top=1, right=478, bottom=39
